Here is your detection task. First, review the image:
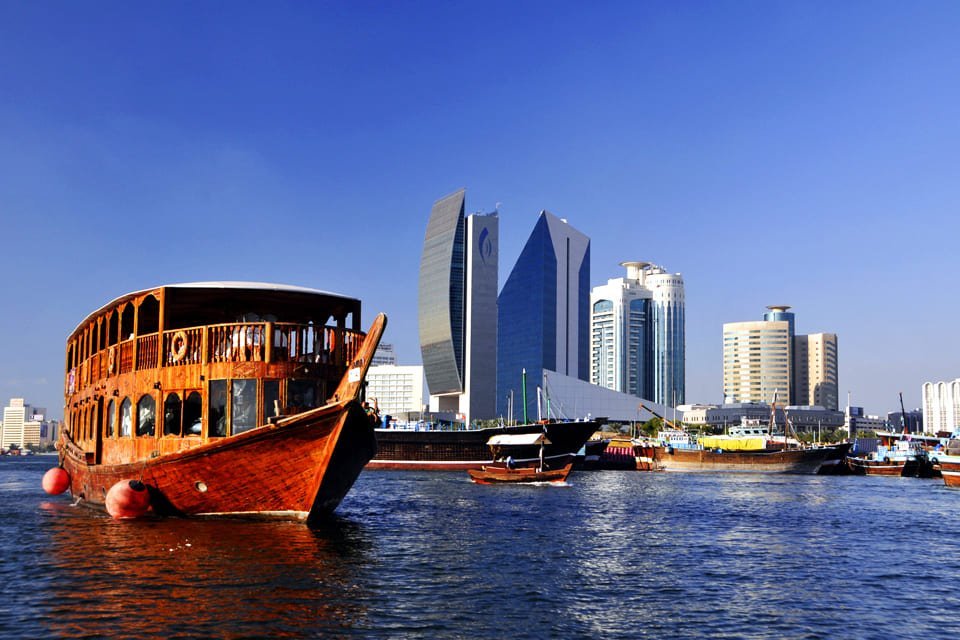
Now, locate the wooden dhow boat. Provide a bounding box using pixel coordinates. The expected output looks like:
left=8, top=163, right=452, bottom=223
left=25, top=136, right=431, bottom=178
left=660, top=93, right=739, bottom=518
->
left=467, top=433, right=574, bottom=484
left=935, top=440, right=960, bottom=487
left=49, top=282, right=385, bottom=523
left=644, top=402, right=829, bottom=474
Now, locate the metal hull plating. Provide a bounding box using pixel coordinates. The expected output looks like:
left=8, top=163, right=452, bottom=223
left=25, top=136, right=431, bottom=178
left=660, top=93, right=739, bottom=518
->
left=367, top=421, right=598, bottom=471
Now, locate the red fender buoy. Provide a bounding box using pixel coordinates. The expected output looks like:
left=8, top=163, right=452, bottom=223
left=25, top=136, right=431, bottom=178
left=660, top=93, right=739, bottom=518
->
left=42, top=467, right=71, bottom=495
left=105, top=480, right=151, bottom=519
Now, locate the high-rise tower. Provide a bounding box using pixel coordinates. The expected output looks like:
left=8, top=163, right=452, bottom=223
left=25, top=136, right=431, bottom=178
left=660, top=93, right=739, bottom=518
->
left=590, top=261, right=684, bottom=407
left=418, top=189, right=498, bottom=423
left=497, top=211, right=590, bottom=421
left=723, top=306, right=838, bottom=410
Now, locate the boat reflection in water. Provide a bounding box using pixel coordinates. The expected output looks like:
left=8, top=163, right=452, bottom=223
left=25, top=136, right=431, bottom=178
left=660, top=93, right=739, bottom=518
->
left=39, top=500, right=372, bottom=638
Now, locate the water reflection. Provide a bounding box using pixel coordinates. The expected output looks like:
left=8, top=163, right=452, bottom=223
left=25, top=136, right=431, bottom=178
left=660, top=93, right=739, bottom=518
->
left=40, top=507, right=373, bottom=638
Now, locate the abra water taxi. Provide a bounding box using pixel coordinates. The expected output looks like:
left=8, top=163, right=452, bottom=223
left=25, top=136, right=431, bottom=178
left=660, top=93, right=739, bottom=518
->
left=48, top=282, right=385, bottom=522
left=467, top=433, right=573, bottom=484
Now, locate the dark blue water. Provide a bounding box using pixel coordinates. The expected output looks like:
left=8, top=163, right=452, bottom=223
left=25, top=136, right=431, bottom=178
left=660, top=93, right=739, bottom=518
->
left=3, top=456, right=959, bottom=639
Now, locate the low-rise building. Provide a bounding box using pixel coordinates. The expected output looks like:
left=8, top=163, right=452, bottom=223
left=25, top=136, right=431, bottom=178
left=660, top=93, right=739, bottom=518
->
left=366, top=365, right=426, bottom=423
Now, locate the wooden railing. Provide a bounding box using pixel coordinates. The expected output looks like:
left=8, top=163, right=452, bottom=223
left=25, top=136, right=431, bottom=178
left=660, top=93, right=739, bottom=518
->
left=69, top=322, right=364, bottom=394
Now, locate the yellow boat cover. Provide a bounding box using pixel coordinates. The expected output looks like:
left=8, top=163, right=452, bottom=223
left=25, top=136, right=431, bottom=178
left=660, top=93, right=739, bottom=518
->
left=698, top=436, right=768, bottom=451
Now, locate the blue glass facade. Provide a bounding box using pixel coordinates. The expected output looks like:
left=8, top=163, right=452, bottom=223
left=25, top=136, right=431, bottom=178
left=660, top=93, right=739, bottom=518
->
left=653, top=299, right=685, bottom=406
left=497, top=212, right=590, bottom=420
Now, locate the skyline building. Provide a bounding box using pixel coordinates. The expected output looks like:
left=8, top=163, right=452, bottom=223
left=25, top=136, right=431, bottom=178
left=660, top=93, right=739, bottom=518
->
left=1, top=398, right=47, bottom=449
left=723, top=315, right=792, bottom=405
left=497, top=210, right=590, bottom=421
left=647, top=265, right=685, bottom=407
left=366, top=365, right=426, bottom=423
left=418, top=189, right=498, bottom=424
left=371, top=343, right=397, bottom=366
left=723, top=306, right=839, bottom=410
left=590, top=261, right=686, bottom=407
left=793, top=332, right=839, bottom=410
left=921, top=378, right=960, bottom=434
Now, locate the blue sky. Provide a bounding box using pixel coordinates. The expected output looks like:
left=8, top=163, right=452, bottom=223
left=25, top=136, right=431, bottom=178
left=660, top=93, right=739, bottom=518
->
left=2, top=1, right=958, bottom=420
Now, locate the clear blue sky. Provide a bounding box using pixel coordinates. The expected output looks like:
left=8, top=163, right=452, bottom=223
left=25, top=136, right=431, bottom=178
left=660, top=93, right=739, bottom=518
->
left=2, top=1, right=958, bottom=420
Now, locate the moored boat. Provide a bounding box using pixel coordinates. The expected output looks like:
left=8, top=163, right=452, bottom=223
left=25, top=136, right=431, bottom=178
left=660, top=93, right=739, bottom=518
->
left=653, top=444, right=829, bottom=474
left=646, top=402, right=829, bottom=474
left=53, top=282, right=385, bottom=522
left=368, top=419, right=598, bottom=470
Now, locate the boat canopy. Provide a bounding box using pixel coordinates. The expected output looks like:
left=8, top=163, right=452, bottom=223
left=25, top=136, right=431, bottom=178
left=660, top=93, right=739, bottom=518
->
left=487, top=433, right=551, bottom=447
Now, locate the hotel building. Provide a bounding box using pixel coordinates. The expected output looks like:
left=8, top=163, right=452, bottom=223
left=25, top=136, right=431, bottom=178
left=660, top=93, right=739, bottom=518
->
left=497, top=211, right=590, bottom=421
left=723, top=306, right=839, bottom=410
left=722, top=317, right=792, bottom=405
left=590, top=261, right=685, bottom=406
left=418, top=189, right=498, bottom=424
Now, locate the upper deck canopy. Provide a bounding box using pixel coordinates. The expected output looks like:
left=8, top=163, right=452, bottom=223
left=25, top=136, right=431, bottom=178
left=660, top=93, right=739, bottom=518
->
left=70, top=281, right=361, bottom=340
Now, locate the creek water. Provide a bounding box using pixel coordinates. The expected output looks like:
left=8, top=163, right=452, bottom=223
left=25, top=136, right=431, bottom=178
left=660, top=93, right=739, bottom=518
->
left=2, top=456, right=958, bottom=638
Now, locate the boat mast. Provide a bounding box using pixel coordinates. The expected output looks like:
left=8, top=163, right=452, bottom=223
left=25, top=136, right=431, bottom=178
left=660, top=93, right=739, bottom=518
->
left=899, top=392, right=908, bottom=435
left=521, top=368, right=528, bottom=425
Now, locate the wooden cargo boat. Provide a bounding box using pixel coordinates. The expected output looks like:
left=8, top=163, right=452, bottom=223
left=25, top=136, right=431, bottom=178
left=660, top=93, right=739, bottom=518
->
left=642, top=401, right=828, bottom=474
left=846, top=454, right=919, bottom=477
left=54, top=282, right=385, bottom=522
left=937, top=452, right=960, bottom=487
left=368, top=420, right=598, bottom=471
left=652, top=445, right=829, bottom=474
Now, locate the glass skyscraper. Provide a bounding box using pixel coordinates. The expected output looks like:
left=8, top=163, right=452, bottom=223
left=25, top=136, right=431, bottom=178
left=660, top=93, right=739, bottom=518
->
left=418, top=189, right=498, bottom=423
left=590, top=261, right=684, bottom=407
left=497, top=211, right=590, bottom=421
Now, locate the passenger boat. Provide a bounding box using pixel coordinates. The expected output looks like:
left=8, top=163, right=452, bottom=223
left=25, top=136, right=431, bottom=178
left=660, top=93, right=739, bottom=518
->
left=53, top=282, right=385, bottom=522
left=467, top=433, right=574, bottom=484
left=368, top=419, right=598, bottom=471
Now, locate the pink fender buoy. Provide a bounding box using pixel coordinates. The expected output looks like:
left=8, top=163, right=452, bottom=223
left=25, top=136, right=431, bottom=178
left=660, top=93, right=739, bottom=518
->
left=42, top=467, right=71, bottom=495
left=105, top=479, right=151, bottom=519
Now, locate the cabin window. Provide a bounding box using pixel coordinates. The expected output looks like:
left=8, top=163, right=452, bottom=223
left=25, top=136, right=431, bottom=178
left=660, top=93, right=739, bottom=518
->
left=209, top=380, right=227, bottom=437
left=288, top=379, right=321, bottom=413
left=137, top=395, right=156, bottom=437
left=264, top=380, right=280, bottom=421
left=185, top=391, right=202, bottom=435
left=106, top=399, right=116, bottom=438
left=164, top=393, right=182, bottom=436
left=232, top=379, right=257, bottom=434
left=120, top=398, right=132, bottom=437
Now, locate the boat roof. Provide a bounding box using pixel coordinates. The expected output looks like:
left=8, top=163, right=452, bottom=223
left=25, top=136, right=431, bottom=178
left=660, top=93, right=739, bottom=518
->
left=72, top=281, right=359, bottom=336
left=487, top=433, right=551, bottom=446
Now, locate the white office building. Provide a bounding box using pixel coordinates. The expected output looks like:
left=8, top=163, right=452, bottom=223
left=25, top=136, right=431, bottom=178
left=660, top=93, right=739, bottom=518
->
left=366, top=365, right=426, bottom=423
left=922, top=378, right=960, bottom=434
left=2, top=398, right=47, bottom=449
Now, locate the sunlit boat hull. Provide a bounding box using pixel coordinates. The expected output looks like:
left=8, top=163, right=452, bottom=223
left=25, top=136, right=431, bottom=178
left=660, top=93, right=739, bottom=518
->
left=846, top=456, right=919, bottom=477
left=652, top=446, right=828, bottom=474
left=60, top=400, right=376, bottom=522
left=935, top=454, right=960, bottom=487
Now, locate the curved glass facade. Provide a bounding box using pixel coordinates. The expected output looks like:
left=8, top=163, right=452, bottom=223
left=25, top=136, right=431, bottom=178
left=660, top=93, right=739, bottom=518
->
left=418, top=190, right=466, bottom=395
